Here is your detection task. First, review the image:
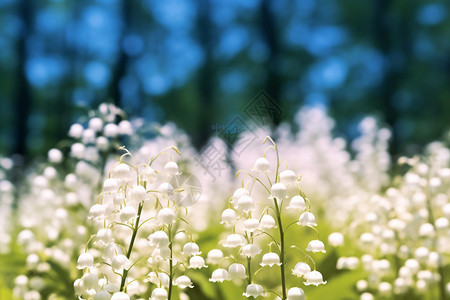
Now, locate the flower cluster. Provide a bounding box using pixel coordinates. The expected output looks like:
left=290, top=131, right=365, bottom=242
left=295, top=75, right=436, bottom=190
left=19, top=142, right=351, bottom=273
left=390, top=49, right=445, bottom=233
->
left=208, top=136, right=326, bottom=299
left=0, top=157, right=14, bottom=254
left=332, top=141, right=450, bottom=300
left=75, top=146, right=204, bottom=299
left=12, top=104, right=137, bottom=299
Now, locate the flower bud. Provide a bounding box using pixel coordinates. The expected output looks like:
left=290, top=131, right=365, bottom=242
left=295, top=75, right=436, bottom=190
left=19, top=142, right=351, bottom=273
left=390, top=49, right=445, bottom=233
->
left=253, top=158, right=270, bottom=172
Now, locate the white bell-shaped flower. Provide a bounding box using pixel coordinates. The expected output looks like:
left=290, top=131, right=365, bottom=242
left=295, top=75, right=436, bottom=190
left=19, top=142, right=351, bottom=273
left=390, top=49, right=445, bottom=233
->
left=306, top=240, right=326, bottom=253
left=244, top=218, right=259, bottom=232
left=287, top=287, right=305, bottom=300
left=157, top=208, right=175, bottom=225
left=206, top=249, right=224, bottom=264
left=89, top=117, right=103, bottom=131
left=243, top=284, right=264, bottom=298
left=48, top=148, right=63, bottom=163
left=113, top=164, right=132, bottom=181
left=260, top=214, right=276, bottom=229
left=158, top=182, right=174, bottom=195
left=228, top=263, right=247, bottom=280
left=240, top=244, right=262, bottom=258
left=149, top=231, right=169, bottom=248
left=298, top=212, right=317, bottom=227
left=419, top=223, right=435, bottom=237
left=328, top=232, right=344, bottom=247
left=74, top=278, right=84, bottom=296
left=378, top=282, right=392, bottom=297
left=142, top=167, right=157, bottom=183
left=253, top=157, right=270, bottom=172
left=237, top=196, right=255, bottom=213
left=260, top=252, right=281, bottom=267
left=119, top=206, right=137, bottom=223
left=182, top=242, right=201, bottom=256
left=270, top=183, right=287, bottom=200
left=69, top=123, right=83, bottom=138
left=111, top=292, right=130, bottom=300
left=104, top=123, right=119, bottom=137
left=83, top=272, right=99, bottom=291
left=94, top=290, right=111, bottom=300
left=189, top=255, right=207, bottom=269
left=146, top=272, right=170, bottom=288
left=303, top=270, right=326, bottom=286
left=150, top=287, right=168, bottom=300
left=164, top=161, right=180, bottom=176
left=89, top=204, right=106, bottom=220
left=111, top=254, right=131, bottom=272
left=223, top=234, right=246, bottom=248
left=173, top=275, right=193, bottom=289
left=288, top=196, right=306, bottom=210
left=210, top=269, right=231, bottom=282
left=96, top=228, right=114, bottom=245
left=129, top=185, right=147, bottom=202
left=280, top=170, right=296, bottom=185
left=232, top=188, right=248, bottom=204
left=221, top=209, right=237, bottom=225
left=103, top=178, right=118, bottom=193
left=292, top=262, right=311, bottom=277
left=77, top=252, right=94, bottom=269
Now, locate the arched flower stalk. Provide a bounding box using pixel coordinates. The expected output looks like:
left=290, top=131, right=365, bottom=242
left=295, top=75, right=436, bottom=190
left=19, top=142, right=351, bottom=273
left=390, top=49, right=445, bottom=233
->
left=75, top=146, right=205, bottom=300
left=208, top=136, right=326, bottom=299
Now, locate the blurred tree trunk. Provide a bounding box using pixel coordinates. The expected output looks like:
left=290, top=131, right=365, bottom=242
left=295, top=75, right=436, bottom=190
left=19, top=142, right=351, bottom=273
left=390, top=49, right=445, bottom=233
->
left=109, top=0, right=132, bottom=108
left=194, top=0, right=215, bottom=149
left=372, top=0, right=400, bottom=157
left=13, top=0, right=32, bottom=157
left=260, top=0, right=282, bottom=127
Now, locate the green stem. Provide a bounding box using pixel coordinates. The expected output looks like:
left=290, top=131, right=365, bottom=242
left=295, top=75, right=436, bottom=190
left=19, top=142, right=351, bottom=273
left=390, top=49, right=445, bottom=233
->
left=247, top=257, right=252, bottom=285
left=274, top=198, right=286, bottom=299
left=119, top=201, right=144, bottom=291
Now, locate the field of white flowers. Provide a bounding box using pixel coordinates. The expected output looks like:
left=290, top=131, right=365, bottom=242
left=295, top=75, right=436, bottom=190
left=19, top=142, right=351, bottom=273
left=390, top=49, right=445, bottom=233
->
left=0, top=103, right=449, bottom=300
